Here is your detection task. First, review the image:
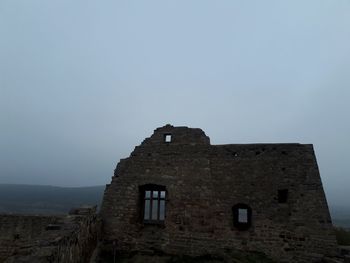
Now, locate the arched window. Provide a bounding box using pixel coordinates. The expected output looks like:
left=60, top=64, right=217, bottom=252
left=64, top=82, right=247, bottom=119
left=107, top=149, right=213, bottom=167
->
left=232, top=203, right=252, bottom=230
left=139, top=184, right=166, bottom=224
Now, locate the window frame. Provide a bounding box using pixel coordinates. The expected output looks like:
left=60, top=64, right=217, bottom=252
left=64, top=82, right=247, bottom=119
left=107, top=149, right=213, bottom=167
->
left=164, top=133, right=172, bottom=143
left=139, top=184, right=166, bottom=225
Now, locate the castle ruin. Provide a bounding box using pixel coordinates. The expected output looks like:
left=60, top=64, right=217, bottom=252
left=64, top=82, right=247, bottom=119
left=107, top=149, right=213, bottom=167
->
left=100, top=125, right=338, bottom=262
left=0, top=125, right=342, bottom=262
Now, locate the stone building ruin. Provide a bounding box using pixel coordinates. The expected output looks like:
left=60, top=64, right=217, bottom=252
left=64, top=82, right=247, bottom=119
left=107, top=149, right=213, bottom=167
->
left=0, top=124, right=342, bottom=262
left=100, top=124, right=339, bottom=262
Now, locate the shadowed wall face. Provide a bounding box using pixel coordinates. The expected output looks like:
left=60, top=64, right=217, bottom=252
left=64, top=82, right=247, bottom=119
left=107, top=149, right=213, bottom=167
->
left=100, top=125, right=338, bottom=263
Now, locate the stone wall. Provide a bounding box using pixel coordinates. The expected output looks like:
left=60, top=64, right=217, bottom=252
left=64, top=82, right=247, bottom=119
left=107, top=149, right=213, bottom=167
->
left=100, top=125, right=339, bottom=263
left=0, top=207, right=98, bottom=263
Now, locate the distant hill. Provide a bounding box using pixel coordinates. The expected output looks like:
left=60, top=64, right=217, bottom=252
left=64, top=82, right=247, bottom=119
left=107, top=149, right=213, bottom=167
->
left=0, top=184, right=105, bottom=214
left=329, top=205, right=350, bottom=229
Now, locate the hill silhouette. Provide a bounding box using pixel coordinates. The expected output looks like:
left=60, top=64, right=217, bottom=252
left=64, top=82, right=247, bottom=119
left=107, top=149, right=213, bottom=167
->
left=0, top=184, right=104, bottom=214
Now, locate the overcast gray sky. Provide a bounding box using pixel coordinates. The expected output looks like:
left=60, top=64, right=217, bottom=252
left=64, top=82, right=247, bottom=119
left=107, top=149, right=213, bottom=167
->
left=0, top=1, right=349, bottom=207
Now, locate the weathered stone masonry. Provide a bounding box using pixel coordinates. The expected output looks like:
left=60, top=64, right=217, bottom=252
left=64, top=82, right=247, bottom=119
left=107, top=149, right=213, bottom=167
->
left=100, top=125, right=339, bottom=262
left=0, top=207, right=98, bottom=263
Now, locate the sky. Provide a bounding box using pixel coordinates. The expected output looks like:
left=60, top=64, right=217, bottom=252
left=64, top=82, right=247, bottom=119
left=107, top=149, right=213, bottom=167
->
left=0, top=1, right=349, bottom=207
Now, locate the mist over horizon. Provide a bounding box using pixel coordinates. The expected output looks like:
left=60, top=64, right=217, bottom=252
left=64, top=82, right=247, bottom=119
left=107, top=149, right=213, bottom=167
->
left=1, top=1, right=350, bottom=209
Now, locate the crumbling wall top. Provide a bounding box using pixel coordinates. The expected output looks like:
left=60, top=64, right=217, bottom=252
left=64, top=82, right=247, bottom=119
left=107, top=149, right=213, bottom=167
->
left=140, top=124, right=210, bottom=146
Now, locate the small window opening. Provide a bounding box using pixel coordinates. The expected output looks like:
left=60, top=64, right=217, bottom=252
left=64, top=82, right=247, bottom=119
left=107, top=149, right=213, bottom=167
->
left=164, top=134, right=172, bottom=143
left=232, top=203, right=252, bottom=230
left=238, top=208, right=248, bottom=223
left=278, top=189, right=288, bottom=203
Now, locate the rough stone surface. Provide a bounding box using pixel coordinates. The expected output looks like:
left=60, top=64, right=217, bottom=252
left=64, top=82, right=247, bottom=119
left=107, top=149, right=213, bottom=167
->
left=0, top=207, right=98, bottom=263
left=100, top=125, right=339, bottom=263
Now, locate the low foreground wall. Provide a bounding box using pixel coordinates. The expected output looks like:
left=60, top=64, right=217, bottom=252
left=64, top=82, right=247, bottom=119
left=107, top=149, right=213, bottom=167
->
left=0, top=207, right=98, bottom=263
